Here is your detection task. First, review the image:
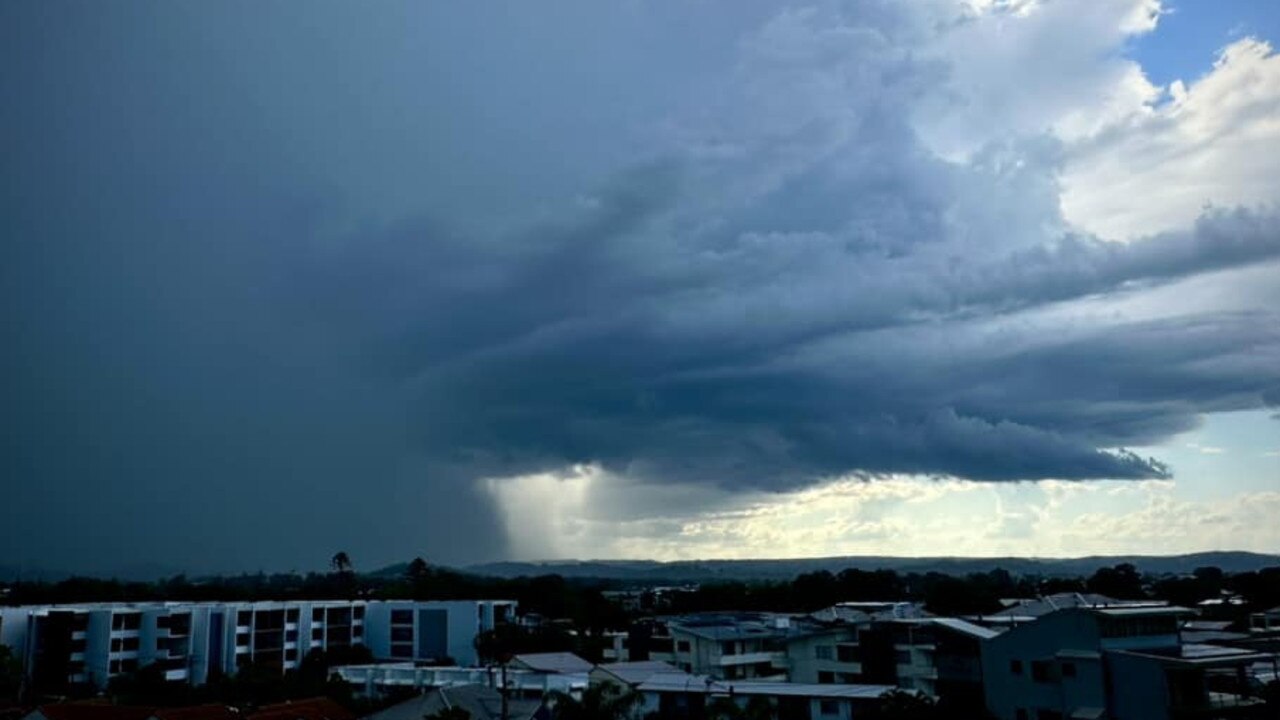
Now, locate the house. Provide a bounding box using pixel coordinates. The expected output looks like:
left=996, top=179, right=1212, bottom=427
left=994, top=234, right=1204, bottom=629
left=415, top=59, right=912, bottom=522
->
left=361, top=686, right=543, bottom=720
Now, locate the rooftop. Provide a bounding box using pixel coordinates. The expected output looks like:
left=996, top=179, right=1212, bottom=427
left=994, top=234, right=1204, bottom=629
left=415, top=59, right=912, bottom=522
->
left=592, top=661, right=679, bottom=686
left=363, top=686, right=541, bottom=720
left=510, top=652, right=594, bottom=674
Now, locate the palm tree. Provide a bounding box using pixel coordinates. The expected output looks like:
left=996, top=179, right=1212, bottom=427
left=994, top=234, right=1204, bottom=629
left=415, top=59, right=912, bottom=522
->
left=331, top=551, right=352, bottom=574
left=544, top=683, right=643, bottom=720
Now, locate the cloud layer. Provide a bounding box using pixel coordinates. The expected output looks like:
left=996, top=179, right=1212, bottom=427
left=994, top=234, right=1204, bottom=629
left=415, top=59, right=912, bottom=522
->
left=3, top=0, right=1278, bottom=570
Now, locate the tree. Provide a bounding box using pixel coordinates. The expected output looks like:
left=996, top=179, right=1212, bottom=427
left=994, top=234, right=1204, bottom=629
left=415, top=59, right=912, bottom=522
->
left=1086, top=563, right=1146, bottom=600
left=864, top=690, right=941, bottom=720
left=331, top=552, right=353, bottom=574
left=0, top=644, right=23, bottom=702
left=545, top=683, right=643, bottom=720
left=406, top=557, right=429, bottom=582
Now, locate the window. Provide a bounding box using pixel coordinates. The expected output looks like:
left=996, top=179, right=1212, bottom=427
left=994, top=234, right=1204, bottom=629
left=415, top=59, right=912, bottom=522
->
left=1010, top=660, right=1023, bottom=675
left=1031, top=660, right=1053, bottom=683
left=238, top=610, right=253, bottom=626
left=837, top=645, right=858, bottom=663
left=111, top=638, right=123, bottom=652
left=286, top=608, right=299, bottom=622
left=676, top=640, right=691, bottom=653
left=285, top=629, right=298, bottom=642
left=1061, top=662, right=1076, bottom=678
left=391, top=643, right=412, bottom=659
left=815, top=645, right=834, bottom=660
left=353, top=606, right=365, bottom=620
left=391, top=609, right=413, bottom=625
left=312, top=628, right=323, bottom=640
left=122, top=636, right=140, bottom=651
left=391, top=626, right=414, bottom=642
left=120, top=659, right=138, bottom=672
left=818, top=700, right=840, bottom=716
left=313, top=608, right=325, bottom=621
left=110, top=660, right=122, bottom=674
left=722, top=641, right=736, bottom=655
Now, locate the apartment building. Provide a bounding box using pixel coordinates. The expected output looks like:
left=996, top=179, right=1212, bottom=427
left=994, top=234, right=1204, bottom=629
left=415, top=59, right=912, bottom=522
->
left=980, top=605, right=1266, bottom=720
left=782, top=626, right=862, bottom=685
left=852, top=618, right=996, bottom=712
left=0, top=599, right=514, bottom=691
left=361, top=600, right=515, bottom=667
left=666, top=612, right=871, bottom=683
left=667, top=613, right=791, bottom=680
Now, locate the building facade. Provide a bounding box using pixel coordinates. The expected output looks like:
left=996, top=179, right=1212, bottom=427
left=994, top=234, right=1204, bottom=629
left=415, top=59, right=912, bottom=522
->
left=0, top=599, right=515, bottom=691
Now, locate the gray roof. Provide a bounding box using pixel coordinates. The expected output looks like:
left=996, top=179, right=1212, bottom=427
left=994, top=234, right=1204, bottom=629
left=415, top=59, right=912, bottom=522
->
left=1116, top=643, right=1270, bottom=666
left=363, top=686, right=542, bottom=720
left=592, top=661, right=678, bottom=686
left=718, top=681, right=894, bottom=700
left=635, top=673, right=891, bottom=701
left=990, top=593, right=1153, bottom=618
left=668, top=612, right=844, bottom=642
left=511, top=652, right=594, bottom=674
left=926, top=617, right=1002, bottom=640
left=1091, top=605, right=1192, bottom=617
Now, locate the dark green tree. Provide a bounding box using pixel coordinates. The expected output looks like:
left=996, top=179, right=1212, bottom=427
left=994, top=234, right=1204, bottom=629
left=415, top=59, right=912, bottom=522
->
left=546, top=683, right=643, bottom=720
left=0, top=644, right=23, bottom=702
left=1086, top=563, right=1146, bottom=600
left=331, top=552, right=353, bottom=574
left=406, top=557, right=430, bottom=582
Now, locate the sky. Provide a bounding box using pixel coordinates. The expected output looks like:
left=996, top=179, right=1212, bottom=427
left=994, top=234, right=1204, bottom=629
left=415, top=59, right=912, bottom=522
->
left=2, top=0, right=1278, bottom=576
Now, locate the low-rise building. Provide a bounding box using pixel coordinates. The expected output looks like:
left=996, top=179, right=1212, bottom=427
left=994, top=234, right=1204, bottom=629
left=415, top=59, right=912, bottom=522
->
left=667, top=613, right=793, bottom=680
left=0, top=599, right=515, bottom=691
left=980, top=604, right=1266, bottom=720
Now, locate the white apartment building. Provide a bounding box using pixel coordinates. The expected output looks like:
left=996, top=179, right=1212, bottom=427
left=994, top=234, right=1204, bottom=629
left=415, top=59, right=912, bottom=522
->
left=0, top=599, right=515, bottom=691
left=362, top=600, right=515, bottom=667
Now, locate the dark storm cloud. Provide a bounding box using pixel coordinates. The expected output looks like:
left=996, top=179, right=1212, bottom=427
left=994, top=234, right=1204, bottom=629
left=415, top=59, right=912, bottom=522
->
left=2, top=0, right=1278, bottom=573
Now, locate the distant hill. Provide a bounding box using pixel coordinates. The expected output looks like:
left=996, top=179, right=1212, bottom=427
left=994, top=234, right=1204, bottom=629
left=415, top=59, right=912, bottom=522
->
left=463, top=551, right=1280, bottom=582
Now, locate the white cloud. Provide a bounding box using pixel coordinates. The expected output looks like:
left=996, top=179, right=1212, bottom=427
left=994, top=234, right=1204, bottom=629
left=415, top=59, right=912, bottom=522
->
left=1061, top=38, right=1280, bottom=239
left=483, top=470, right=1280, bottom=560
